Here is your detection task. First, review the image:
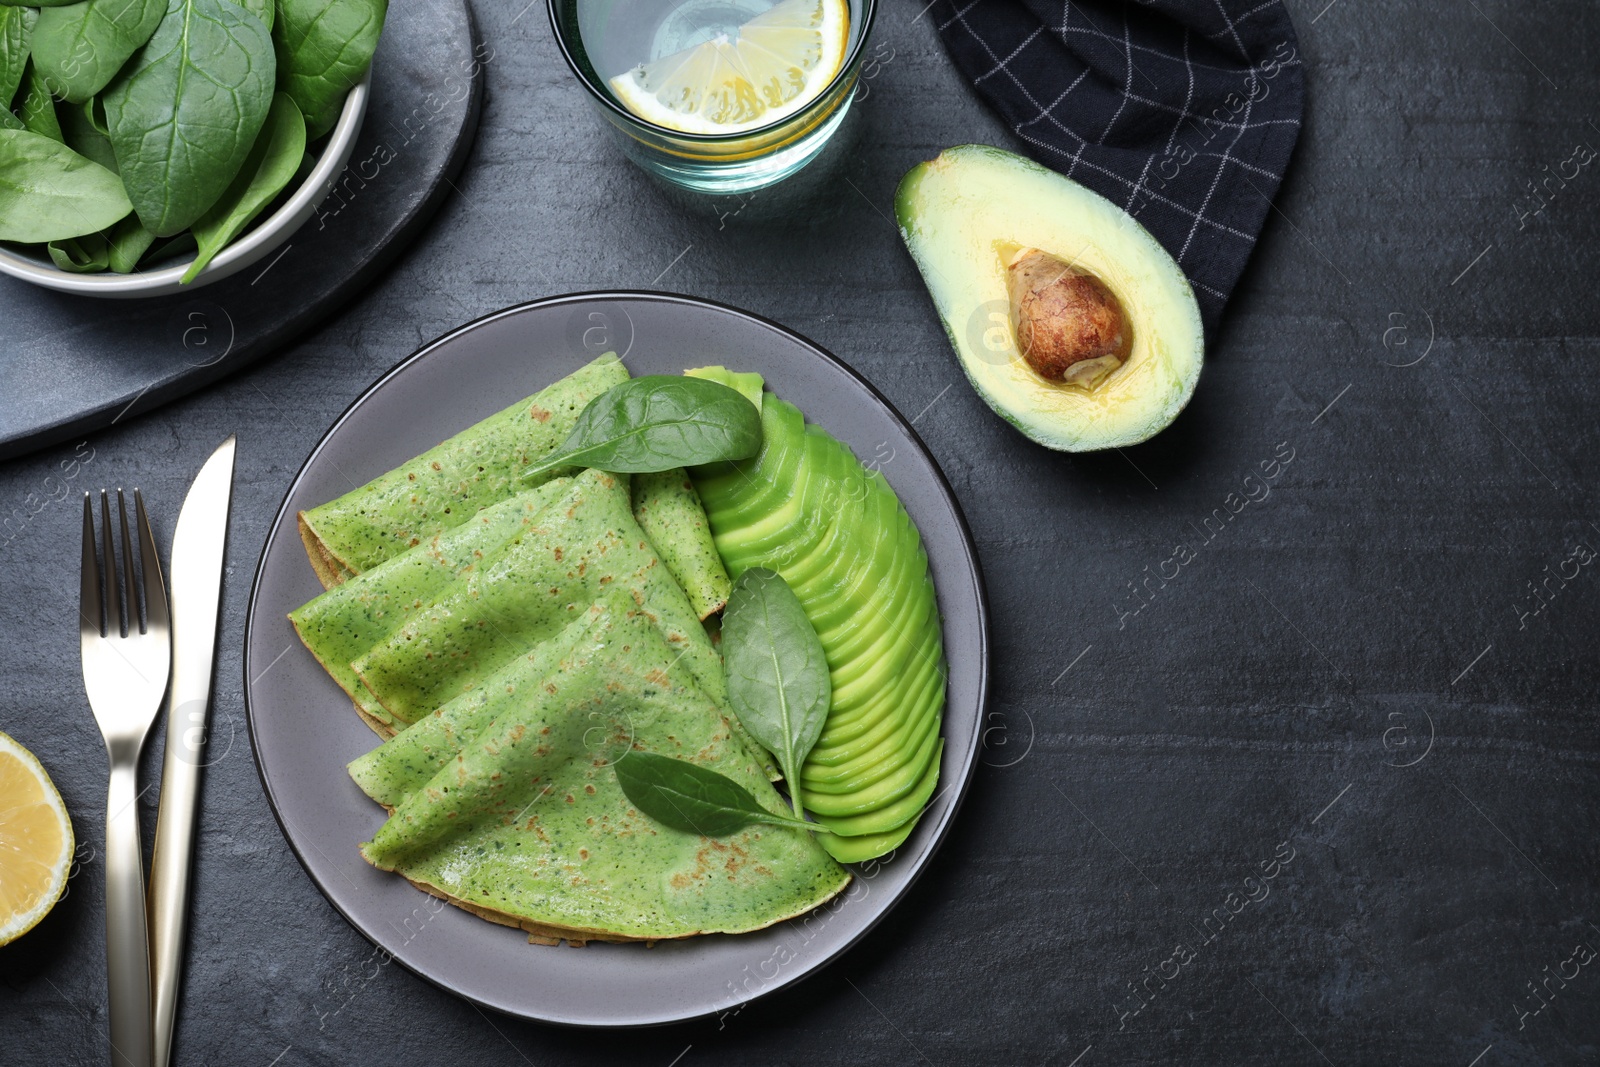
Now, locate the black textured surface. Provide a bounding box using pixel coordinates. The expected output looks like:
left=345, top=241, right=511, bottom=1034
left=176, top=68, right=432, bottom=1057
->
left=0, top=0, right=483, bottom=461
left=3, top=0, right=1599, bottom=1062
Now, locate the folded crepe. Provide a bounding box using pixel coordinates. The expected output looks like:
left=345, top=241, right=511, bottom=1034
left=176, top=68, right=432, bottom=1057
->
left=293, top=463, right=774, bottom=776
left=351, top=468, right=728, bottom=728
left=629, top=468, right=730, bottom=619
left=295, top=353, right=732, bottom=618
left=353, top=592, right=850, bottom=943
left=288, top=479, right=574, bottom=734
left=298, top=354, right=629, bottom=585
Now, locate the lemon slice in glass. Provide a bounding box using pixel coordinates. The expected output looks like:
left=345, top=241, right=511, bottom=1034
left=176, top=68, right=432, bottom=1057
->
left=609, top=0, right=851, bottom=136
left=0, top=730, right=73, bottom=946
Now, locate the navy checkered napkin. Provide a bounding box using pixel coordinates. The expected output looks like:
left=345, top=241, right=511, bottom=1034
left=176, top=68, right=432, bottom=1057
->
left=931, top=0, right=1305, bottom=335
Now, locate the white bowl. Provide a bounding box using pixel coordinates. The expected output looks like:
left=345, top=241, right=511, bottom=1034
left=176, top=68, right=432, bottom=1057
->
left=0, top=71, right=371, bottom=298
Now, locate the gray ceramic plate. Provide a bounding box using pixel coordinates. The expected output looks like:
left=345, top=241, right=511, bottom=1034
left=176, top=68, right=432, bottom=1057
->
left=244, top=292, right=989, bottom=1027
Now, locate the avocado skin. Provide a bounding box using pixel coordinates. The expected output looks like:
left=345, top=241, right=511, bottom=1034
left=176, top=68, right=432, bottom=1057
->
left=895, top=144, right=1205, bottom=453
left=691, top=386, right=946, bottom=861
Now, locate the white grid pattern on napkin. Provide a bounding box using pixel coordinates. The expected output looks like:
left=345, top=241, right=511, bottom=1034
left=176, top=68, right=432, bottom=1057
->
left=931, top=0, right=1306, bottom=331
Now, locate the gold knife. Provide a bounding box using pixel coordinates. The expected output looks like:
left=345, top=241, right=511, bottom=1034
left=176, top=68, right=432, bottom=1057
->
left=148, top=436, right=236, bottom=1067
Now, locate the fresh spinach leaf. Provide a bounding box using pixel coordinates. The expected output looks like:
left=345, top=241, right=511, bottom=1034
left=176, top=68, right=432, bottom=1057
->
left=105, top=211, right=152, bottom=270
left=722, top=568, right=832, bottom=822
left=613, top=752, right=814, bottom=838
left=0, top=109, right=20, bottom=129
left=524, top=376, right=764, bottom=479
left=0, top=127, right=130, bottom=242
left=48, top=229, right=108, bottom=270
left=0, top=1, right=84, bottom=8
left=17, top=60, right=63, bottom=140
left=273, top=0, right=383, bottom=139
left=103, top=0, right=274, bottom=236
left=229, top=0, right=271, bottom=30
left=182, top=90, right=302, bottom=281
left=58, top=97, right=116, bottom=170
left=0, top=6, right=36, bottom=111
left=33, top=0, right=166, bottom=103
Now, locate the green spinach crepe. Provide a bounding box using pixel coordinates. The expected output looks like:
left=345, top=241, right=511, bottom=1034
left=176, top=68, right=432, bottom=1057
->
left=288, top=356, right=842, bottom=944
left=295, top=354, right=733, bottom=619
left=289, top=479, right=575, bottom=734
left=629, top=469, right=730, bottom=619
left=297, top=354, right=629, bottom=584
left=353, top=592, right=850, bottom=943
left=351, top=469, right=727, bottom=728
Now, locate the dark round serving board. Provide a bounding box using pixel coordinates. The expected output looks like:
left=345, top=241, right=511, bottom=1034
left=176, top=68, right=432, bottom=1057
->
left=0, top=0, right=483, bottom=461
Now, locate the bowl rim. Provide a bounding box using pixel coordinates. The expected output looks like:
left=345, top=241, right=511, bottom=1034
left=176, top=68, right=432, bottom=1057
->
left=546, top=0, right=879, bottom=144
left=0, top=70, right=371, bottom=296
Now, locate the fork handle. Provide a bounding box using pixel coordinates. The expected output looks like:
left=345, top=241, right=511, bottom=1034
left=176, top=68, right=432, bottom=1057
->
left=105, top=759, right=153, bottom=1067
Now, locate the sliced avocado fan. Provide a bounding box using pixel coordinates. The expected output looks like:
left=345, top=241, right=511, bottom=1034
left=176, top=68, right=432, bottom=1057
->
left=354, top=590, right=850, bottom=943
left=688, top=372, right=947, bottom=864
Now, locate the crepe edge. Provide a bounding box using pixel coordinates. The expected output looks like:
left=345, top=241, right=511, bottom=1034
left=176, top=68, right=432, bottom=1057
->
left=394, top=862, right=854, bottom=948
left=298, top=511, right=356, bottom=590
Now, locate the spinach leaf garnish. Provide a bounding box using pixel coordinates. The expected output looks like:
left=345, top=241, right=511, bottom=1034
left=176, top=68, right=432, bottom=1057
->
left=722, top=568, right=830, bottom=822
left=614, top=752, right=814, bottom=838
left=525, top=376, right=764, bottom=479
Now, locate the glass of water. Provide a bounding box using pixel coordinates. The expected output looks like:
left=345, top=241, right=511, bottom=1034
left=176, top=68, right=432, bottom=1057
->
left=548, top=0, right=878, bottom=194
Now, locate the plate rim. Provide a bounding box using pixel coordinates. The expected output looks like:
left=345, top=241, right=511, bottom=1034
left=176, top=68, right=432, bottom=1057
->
left=243, top=289, right=991, bottom=1028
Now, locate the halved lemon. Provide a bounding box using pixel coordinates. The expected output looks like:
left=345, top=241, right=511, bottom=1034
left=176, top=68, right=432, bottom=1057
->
left=0, top=730, right=73, bottom=946
left=609, top=0, right=850, bottom=135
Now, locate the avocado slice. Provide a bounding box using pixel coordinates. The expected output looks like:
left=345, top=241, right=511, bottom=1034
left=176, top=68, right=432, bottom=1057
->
left=815, top=619, right=944, bottom=745
left=809, top=639, right=943, bottom=764
left=686, top=365, right=765, bottom=408
left=896, top=144, right=1204, bottom=452
left=815, top=740, right=944, bottom=842
left=802, top=725, right=942, bottom=811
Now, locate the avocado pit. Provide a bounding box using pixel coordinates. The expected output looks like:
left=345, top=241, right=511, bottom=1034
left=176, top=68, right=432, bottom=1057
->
left=1007, top=247, right=1131, bottom=388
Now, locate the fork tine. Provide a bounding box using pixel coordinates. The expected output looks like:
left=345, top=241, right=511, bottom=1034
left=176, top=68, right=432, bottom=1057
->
left=100, top=489, right=122, bottom=638
left=80, top=493, right=103, bottom=639
left=117, top=489, right=139, bottom=634
left=135, top=489, right=169, bottom=637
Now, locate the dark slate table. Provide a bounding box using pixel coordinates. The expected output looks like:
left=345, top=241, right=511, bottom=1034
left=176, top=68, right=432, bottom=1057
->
left=4, top=0, right=1599, bottom=1063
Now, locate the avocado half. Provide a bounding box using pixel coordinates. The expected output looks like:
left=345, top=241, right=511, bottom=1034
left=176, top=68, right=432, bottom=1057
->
left=895, top=145, right=1204, bottom=452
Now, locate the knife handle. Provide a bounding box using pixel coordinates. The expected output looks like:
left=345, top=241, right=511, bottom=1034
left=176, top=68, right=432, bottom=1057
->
left=149, top=695, right=208, bottom=1067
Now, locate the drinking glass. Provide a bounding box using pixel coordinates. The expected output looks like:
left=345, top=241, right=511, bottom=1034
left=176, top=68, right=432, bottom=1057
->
left=548, top=0, right=878, bottom=194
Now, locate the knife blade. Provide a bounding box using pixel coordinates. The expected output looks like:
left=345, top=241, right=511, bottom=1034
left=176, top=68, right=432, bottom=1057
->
left=148, top=436, right=235, bottom=1067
